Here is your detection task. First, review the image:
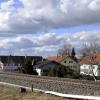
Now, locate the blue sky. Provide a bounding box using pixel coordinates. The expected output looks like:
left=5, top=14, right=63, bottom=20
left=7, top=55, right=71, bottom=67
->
left=0, top=0, right=22, bottom=8
left=49, top=25, right=100, bottom=34
left=0, top=0, right=100, bottom=57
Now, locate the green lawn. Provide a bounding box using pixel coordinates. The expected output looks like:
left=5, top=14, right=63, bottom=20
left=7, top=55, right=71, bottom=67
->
left=0, top=85, right=72, bottom=100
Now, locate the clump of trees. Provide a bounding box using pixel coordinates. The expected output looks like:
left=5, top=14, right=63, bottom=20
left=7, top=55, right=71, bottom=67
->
left=57, top=43, right=72, bottom=56
left=57, top=43, right=77, bottom=59
left=48, top=64, right=95, bottom=80
left=58, top=43, right=76, bottom=57
left=49, top=64, right=79, bottom=79
left=19, top=58, right=38, bottom=75
left=82, top=41, right=100, bottom=57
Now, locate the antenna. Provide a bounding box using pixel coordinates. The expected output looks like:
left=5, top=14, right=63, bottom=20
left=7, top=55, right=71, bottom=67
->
left=25, top=53, right=27, bottom=59
left=8, top=49, right=13, bottom=56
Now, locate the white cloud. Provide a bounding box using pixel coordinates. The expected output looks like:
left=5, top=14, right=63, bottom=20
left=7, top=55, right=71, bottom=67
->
left=0, top=0, right=100, bottom=33
left=0, top=31, right=100, bottom=56
left=88, top=0, right=100, bottom=11
left=0, top=0, right=15, bottom=11
left=0, top=0, right=100, bottom=56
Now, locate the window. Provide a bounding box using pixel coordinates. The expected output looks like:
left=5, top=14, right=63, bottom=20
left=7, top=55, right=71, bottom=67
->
left=64, top=61, right=66, bottom=63
left=69, top=61, right=73, bottom=63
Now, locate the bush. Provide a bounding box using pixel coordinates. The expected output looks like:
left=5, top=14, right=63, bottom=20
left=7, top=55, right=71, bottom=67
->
left=78, top=74, right=94, bottom=80
left=19, top=58, right=38, bottom=75
left=48, top=64, right=79, bottom=79
left=48, top=64, right=95, bottom=80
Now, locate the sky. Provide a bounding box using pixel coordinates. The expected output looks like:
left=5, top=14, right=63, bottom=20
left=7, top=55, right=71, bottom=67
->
left=0, top=0, right=100, bottom=57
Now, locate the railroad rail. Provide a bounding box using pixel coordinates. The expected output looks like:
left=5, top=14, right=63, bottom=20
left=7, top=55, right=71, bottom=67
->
left=0, top=72, right=100, bottom=97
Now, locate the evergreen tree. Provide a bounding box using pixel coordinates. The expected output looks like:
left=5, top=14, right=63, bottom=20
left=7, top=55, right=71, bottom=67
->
left=19, top=58, right=37, bottom=75
left=71, top=48, right=75, bottom=58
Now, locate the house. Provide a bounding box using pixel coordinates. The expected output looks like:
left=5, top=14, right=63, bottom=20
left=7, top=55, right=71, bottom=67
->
left=48, top=55, right=79, bottom=73
left=34, top=60, right=62, bottom=76
left=0, top=55, right=42, bottom=72
left=80, top=53, right=100, bottom=76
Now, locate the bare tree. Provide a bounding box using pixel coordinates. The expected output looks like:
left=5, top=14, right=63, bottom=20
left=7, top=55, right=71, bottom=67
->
left=82, top=38, right=100, bottom=57
left=82, top=39, right=100, bottom=82
left=57, top=43, right=72, bottom=56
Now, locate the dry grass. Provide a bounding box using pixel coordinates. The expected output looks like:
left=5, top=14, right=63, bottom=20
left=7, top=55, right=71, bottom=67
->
left=0, top=85, right=72, bottom=100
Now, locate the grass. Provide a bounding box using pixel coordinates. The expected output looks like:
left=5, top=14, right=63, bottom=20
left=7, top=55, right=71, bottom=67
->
left=0, top=85, right=72, bottom=100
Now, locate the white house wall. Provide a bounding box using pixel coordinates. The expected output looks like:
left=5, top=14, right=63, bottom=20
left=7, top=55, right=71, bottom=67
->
left=35, top=68, right=42, bottom=76
left=80, top=64, right=99, bottom=76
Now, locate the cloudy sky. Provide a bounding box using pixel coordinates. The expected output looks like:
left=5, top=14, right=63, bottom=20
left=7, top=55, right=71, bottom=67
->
left=0, top=0, right=100, bottom=57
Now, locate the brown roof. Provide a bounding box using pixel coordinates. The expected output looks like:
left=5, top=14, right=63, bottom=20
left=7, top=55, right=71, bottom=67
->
left=48, top=55, right=69, bottom=63
left=80, top=53, right=100, bottom=65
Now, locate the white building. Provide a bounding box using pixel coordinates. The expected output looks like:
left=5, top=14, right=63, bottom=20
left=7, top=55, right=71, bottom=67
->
left=80, top=64, right=100, bottom=76
left=80, top=53, right=100, bottom=76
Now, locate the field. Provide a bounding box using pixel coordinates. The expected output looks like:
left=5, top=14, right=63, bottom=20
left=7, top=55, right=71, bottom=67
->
left=0, top=85, right=72, bottom=100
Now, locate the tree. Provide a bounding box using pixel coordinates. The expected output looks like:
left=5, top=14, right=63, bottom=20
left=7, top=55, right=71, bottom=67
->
left=88, top=55, right=97, bottom=82
left=81, top=39, right=100, bottom=57
left=57, top=43, right=72, bottom=56
left=81, top=40, right=100, bottom=82
left=19, top=58, right=38, bottom=75
left=49, top=64, right=79, bottom=79
left=71, top=48, right=76, bottom=58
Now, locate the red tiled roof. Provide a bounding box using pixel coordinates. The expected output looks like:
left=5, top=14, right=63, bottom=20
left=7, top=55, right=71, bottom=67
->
left=80, top=53, right=100, bottom=65
left=48, top=56, right=68, bottom=63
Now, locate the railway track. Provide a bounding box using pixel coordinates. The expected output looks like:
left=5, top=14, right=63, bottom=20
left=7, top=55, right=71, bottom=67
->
left=0, top=72, right=100, bottom=85
left=0, top=72, right=100, bottom=96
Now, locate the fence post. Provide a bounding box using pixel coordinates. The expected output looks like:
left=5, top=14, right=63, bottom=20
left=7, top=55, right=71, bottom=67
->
left=31, top=84, right=33, bottom=92
left=20, top=87, right=26, bottom=93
